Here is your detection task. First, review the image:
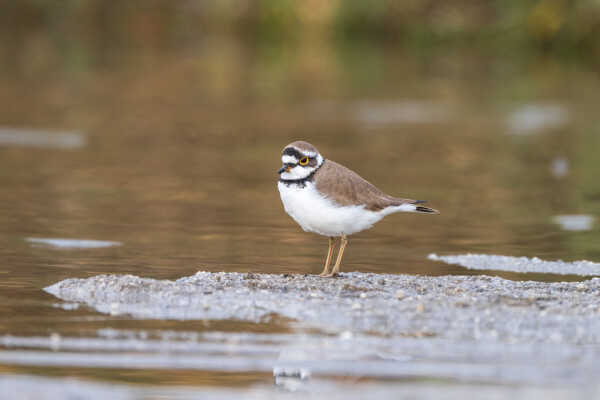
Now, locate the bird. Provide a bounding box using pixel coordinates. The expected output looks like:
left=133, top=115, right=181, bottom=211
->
left=277, top=140, right=439, bottom=277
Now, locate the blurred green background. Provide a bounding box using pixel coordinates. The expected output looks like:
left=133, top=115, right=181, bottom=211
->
left=2, top=0, right=600, bottom=86
left=3, top=0, right=600, bottom=62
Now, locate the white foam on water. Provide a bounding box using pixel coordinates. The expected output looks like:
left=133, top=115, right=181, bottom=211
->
left=354, top=100, right=450, bottom=125
left=0, top=334, right=281, bottom=356
left=552, top=215, right=594, bottom=231
left=0, top=127, right=85, bottom=149
left=428, top=253, right=600, bottom=276
left=26, top=237, right=122, bottom=249
left=506, top=104, right=569, bottom=135
left=550, top=157, right=569, bottom=178
left=1, top=332, right=599, bottom=386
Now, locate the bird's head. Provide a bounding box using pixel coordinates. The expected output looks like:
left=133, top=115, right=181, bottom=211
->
left=278, top=141, right=324, bottom=180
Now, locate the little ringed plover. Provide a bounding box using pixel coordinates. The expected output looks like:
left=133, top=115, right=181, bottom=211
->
left=277, top=140, right=439, bottom=277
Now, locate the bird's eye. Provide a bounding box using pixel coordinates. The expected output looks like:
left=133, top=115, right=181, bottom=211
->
left=299, top=157, right=309, bottom=166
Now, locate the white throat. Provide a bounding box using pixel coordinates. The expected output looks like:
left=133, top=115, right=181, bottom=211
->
left=279, top=154, right=323, bottom=181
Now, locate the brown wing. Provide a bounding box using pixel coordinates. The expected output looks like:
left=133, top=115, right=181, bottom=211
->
left=313, top=160, right=419, bottom=211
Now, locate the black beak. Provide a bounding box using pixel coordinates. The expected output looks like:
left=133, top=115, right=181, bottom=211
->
left=278, top=163, right=295, bottom=174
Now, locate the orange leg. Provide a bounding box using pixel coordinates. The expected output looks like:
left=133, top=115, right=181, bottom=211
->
left=318, top=237, right=337, bottom=276
left=324, top=234, right=348, bottom=277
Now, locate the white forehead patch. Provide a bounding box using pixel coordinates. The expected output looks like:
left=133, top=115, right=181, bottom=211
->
left=282, top=155, right=298, bottom=164
left=297, top=149, right=316, bottom=158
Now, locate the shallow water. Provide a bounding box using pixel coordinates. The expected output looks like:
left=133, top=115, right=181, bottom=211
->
left=1, top=4, right=600, bottom=396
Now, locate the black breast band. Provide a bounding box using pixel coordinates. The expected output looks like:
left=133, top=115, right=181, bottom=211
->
left=279, top=159, right=326, bottom=188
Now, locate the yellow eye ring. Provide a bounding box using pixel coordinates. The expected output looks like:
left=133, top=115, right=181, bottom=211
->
left=299, top=157, right=309, bottom=166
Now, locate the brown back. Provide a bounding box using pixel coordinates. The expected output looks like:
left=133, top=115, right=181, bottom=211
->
left=314, top=160, right=417, bottom=211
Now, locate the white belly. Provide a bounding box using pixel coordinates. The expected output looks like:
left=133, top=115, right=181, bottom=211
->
left=277, top=181, right=385, bottom=237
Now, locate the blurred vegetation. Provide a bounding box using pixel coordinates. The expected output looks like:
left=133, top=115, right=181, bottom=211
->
left=1, top=0, right=599, bottom=63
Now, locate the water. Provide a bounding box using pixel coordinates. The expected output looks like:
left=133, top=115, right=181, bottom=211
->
left=1, top=4, right=600, bottom=396
left=428, top=253, right=600, bottom=276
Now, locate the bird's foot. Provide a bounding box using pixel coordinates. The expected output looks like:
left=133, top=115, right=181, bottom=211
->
left=319, top=272, right=339, bottom=278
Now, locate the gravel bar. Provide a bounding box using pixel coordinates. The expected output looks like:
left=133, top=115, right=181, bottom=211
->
left=45, top=271, right=600, bottom=344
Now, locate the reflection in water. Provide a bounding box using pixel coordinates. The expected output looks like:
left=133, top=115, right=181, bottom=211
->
left=353, top=100, right=451, bottom=125
left=550, top=157, right=569, bottom=178
left=505, top=104, right=569, bottom=135
left=428, top=253, right=600, bottom=276
left=2, top=373, right=593, bottom=399
left=26, top=238, right=122, bottom=249
left=3, top=323, right=600, bottom=386
left=0, top=128, right=85, bottom=149
left=552, top=215, right=595, bottom=232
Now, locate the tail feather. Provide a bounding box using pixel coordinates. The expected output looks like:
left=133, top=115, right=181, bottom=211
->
left=391, top=198, right=439, bottom=214
left=415, top=205, right=439, bottom=214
